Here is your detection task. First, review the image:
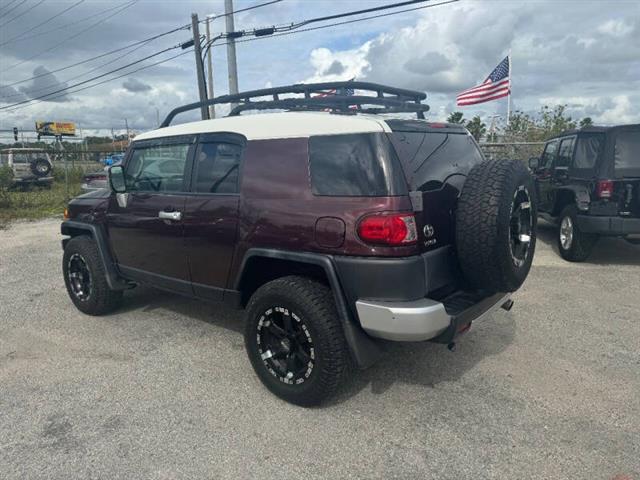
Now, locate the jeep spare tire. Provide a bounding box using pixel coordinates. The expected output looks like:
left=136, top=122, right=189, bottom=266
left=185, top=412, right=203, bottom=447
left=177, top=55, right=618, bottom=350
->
left=456, top=159, right=537, bottom=293
left=31, top=158, right=51, bottom=177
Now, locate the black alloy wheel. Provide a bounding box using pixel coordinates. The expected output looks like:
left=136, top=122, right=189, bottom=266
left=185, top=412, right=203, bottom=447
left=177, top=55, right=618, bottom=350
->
left=67, top=253, right=92, bottom=301
left=509, top=186, right=534, bottom=268
left=256, top=306, right=315, bottom=385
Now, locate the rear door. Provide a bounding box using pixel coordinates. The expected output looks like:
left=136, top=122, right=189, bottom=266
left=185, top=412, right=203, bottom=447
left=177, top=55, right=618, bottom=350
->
left=182, top=133, right=244, bottom=301
left=11, top=151, right=33, bottom=178
left=612, top=128, right=640, bottom=217
left=388, top=124, right=484, bottom=252
left=106, top=135, right=195, bottom=294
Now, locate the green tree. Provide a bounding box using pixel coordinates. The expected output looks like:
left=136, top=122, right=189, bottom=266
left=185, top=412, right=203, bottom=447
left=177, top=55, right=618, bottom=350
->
left=579, top=117, right=593, bottom=128
left=539, top=105, right=576, bottom=138
left=447, top=111, right=466, bottom=125
left=466, top=116, right=487, bottom=141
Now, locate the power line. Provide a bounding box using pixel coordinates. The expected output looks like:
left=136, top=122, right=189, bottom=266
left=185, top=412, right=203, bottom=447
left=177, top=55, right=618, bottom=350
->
left=1, top=0, right=138, bottom=45
left=1, top=21, right=190, bottom=90
left=0, top=0, right=46, bottom=29
left=4, top=0, right=138, bottom=73
left=238, top=0, right=458, bottom=43
left=0, top=39, right=155, bottom=100
left=0, top=0, right=26, bottom=19
left=198, top=0, right=283, bottom=24
left=1, top=0, right=458, bottom=113
left=0, top=0, right=85, bottom=47
left=0, top=43, right=185, bottom=110
left=1, top=49, right=193, bottom=113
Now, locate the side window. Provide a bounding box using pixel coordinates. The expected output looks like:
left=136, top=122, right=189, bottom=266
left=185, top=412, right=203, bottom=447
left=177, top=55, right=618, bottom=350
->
left=555, top=137, right=576, bottom=168
left=193, top=142, right=242, bottom=194
left=540, top=140, right=558, bottom=169
left=573, top=135, right=603, bottom=170
left=125, top=142, right=190, bottom=193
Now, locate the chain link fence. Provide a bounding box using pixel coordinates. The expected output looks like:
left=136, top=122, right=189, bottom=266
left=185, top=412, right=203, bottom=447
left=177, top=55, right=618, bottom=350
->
left=479, top=142, right=545, bottom=164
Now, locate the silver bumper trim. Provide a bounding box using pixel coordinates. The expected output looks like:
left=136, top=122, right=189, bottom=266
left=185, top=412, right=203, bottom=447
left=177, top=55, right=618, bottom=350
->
left=355, top=298, right=451, bottom=341
left=355, top=293, right=512, bottom=342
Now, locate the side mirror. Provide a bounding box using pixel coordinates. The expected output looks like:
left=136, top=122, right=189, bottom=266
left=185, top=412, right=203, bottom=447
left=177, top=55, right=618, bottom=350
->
left=528, top=157, right=540, bottom=170
left=109, top=165, right=126, bottom=193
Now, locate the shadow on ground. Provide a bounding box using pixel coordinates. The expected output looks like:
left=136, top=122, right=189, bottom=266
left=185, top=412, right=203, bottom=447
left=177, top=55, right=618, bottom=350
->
left=536, top=219, right=640, bottom=266
left=116, top=284, right=516, bottom=406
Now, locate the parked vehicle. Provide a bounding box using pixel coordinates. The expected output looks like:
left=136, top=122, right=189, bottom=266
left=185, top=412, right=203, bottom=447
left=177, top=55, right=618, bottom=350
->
left=61, top=82, right=537, bottom=406
left=101, top=153, right=124, bottom=166
left=81, top=164, right=119, bottom=192
left=530, top=124, right=640, bottom=261
left=0, top=148, right=53, bottom=188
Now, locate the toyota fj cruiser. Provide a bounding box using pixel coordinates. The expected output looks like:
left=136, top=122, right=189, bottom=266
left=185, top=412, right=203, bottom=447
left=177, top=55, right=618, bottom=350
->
left=530, top=124, right=640, bottom=261
left=61, top=82, right=537, bottom=406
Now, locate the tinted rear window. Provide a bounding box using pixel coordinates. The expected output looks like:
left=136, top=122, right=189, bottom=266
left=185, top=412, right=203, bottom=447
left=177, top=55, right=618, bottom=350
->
left=614, top=131, right=640, bottom=171
left=309, top=133, right=407, bottom=196
left=573, top=134, right=603, bottom=170
left=389, top=131, right=483, bottom=191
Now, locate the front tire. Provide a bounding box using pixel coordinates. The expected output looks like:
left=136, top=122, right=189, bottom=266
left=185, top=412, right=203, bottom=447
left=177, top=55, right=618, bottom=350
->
left=244, top=276, right=350, bottom=407
left=557, top=205, right=597, bottom=262
left=63, top=236, right=123, bottom=315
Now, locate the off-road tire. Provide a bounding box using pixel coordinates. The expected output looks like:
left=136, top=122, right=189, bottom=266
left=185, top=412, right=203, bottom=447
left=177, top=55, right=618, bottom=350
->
left=244, top=276, right=350, bottom=407
left=31, top=158, right=51, bottom=177
left=456, top=159, right=537, bottom=292
left=557, top=205, right=597, bottom=262
left=63, top=236, right=123, bottom=315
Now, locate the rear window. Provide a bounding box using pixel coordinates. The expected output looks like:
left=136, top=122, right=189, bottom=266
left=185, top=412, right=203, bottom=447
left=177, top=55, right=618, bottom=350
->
left=309, top=133, right=407, bottom=196
left=614, top=131, right=640, bottom=172
left=389, top=131, right=483, bottom=191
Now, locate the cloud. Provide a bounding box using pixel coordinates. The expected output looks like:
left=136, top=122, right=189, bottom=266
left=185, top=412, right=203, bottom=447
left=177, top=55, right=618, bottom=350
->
left=122, top=78, right=152, bottom=93
left=18, top=66, right=70, bottom=102
left=324, top=60, right=345, bottom=76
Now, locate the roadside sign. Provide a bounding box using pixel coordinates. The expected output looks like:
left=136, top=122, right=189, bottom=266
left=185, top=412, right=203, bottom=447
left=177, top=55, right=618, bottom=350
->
left=35, top=121, right=76, bottom=137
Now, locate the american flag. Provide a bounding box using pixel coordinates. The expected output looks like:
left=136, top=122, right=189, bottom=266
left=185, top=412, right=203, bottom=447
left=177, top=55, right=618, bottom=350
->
left=456, top=56, right=510, bottom=106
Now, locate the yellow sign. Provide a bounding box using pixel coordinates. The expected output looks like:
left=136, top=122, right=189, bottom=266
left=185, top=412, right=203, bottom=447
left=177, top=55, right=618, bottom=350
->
left=35, top=121, right=76, bottom=137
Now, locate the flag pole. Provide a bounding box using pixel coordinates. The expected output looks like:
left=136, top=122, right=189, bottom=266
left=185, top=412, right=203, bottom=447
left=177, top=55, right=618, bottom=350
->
left=507, top=50, right=512, bottom=127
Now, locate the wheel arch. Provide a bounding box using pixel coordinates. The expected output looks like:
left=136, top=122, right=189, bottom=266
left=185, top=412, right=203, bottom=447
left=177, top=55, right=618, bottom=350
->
left=552, top=186, right=590, bottom=216
left=235, top=248, right=383, bottom=369
left=61, top=221, right=128, bottom=290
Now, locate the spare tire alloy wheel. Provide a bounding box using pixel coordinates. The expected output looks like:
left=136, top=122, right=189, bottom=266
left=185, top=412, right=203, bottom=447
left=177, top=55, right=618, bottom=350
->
left=456, top=159, right=538, bottom=293
left=67, top=253, right=92, bottom=301
left=257, top=307, right=314, bottom=385
left=31, top=158, right=51, bottom=177
left=509, top=187, right=534, bottom=268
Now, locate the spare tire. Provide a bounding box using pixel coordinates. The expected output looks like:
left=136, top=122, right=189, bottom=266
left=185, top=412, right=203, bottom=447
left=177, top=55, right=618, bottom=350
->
left=456, top=159, right=537, bottom=293
left=31, top=158, right=51, bottom=177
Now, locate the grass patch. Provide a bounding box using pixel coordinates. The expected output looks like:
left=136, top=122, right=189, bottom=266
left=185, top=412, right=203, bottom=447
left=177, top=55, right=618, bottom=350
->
left=0, top=180, right=82, bottom=229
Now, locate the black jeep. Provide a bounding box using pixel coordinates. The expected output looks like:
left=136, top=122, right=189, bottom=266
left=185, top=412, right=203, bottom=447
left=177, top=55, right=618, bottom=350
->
left=530, top=124, right=640, bottom=261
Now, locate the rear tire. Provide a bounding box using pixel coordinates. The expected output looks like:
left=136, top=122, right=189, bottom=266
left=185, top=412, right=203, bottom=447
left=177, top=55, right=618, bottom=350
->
left=456, top=159, right=537, bottom=293
left=557, top=205, right=597, bottom=262
left=244, top=276, right=350, bottom=407
left=63, top=236, right=123, bottom=315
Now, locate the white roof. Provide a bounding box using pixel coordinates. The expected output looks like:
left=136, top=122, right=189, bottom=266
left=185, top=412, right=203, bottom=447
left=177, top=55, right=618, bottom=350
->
left=133, top=111, right=391, bottom=142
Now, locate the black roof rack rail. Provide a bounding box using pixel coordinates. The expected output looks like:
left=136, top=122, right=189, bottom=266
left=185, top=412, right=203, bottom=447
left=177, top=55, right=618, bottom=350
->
left=160, top=81, right=429, bottom=127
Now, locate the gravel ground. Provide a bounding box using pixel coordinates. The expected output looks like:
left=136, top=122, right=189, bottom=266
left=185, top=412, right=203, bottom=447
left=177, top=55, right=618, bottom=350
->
left=0, top=218, right=638, bottom=480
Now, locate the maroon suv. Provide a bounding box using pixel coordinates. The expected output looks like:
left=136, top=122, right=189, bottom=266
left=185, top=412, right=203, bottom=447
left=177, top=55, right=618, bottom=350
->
left=61, top=82, right=537, bottom=406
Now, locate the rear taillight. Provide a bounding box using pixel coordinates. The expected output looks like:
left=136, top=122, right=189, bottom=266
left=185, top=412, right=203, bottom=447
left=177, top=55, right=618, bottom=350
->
left=357, top=213, right=417, bottom=246
left=596, top=180, right=614, bottom=199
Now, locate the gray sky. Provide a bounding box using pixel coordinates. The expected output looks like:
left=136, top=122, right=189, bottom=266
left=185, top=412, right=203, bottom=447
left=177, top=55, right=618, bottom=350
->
left=1, top=0, right=639, bottom=137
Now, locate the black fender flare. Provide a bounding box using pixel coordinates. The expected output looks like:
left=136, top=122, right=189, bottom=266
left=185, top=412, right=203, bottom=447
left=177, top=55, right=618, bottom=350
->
left=60, top=220, right=129, bottom=291
left=236, top=248, right=383, bottom=369
left=554, top=186, right=590, bottom=213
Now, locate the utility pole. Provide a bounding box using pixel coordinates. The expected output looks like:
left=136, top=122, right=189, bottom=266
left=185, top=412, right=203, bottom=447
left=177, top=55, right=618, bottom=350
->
left=224, top=0, right=239, bottom=106
left=191, top=13, right=210, bottom=120
left=124, top=118, right=130, bottom=141
left=205, top=15, right=216, bottom=118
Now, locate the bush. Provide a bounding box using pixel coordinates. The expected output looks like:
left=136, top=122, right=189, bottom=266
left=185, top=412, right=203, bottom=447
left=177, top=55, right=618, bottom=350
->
left=0, top=166, right=14, bottom=208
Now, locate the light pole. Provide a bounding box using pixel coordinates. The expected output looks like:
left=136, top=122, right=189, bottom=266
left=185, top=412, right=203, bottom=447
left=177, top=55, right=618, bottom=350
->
left=205, top=14, right=216, bottom=118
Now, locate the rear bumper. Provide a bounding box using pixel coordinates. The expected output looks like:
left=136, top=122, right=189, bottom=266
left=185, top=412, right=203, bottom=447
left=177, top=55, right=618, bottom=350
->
left=577, top=215, right=640, bottom=236
left=355, top=292, right=511, bottom=342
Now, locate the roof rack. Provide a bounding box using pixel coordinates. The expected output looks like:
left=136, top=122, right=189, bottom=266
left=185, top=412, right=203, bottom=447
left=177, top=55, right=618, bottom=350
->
left=160, top=81, right=429, bottom=127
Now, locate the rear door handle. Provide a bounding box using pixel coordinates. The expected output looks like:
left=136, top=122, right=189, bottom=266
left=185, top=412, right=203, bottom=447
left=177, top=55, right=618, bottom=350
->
left=158, top=210, right=182, bottom=221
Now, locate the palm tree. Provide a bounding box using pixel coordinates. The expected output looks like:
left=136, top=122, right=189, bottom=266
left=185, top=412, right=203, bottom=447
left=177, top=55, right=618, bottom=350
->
left=447, top=111, right=465, bottom=125
left=466, top=116, right=487, bottom=141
